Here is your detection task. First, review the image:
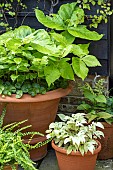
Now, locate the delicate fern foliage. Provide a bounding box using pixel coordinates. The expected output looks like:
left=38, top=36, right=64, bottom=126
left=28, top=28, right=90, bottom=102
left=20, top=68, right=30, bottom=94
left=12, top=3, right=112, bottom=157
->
left=0, top=107, right=50, bottom=170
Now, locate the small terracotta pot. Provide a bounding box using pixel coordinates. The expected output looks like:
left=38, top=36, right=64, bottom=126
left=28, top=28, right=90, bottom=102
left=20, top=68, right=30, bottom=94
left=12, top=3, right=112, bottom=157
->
left=97, top=122, right=113, bottom=160
left=23, top=136, right=47, bottom=161
left=52, top=140, right=101, bottom=170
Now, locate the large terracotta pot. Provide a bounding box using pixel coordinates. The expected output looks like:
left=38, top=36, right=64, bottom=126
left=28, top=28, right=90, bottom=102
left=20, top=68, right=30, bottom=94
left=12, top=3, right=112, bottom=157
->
left=52, top=140, right=101, bottom=170
left=0, top=84, right=72, bottom=160
left=97, top=122, right=113, bottom=160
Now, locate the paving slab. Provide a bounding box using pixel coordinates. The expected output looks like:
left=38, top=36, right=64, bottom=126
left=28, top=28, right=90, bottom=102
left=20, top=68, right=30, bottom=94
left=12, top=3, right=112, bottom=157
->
left=39, top=149, right=59, bottom=170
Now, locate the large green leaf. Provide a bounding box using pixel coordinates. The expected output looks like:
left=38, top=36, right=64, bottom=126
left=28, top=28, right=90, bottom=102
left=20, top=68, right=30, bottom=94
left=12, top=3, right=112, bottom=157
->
left=68, top=26, right=103, bottom=40
left=61, top=31, right=75, bottom=44
left=0, top=31, right=13, bottom=45
left=86, top=113, right=98, bottom=122
left=0, top=46, right=6, bottom=55
left=44, top=66, right=61, bottom=86
left=6, top=39, right=22, bottom=51
left=32, top=29, right=52, bottom=44
left=82, top=55, right=101, bottom=67
left=58, top=59, right=74, bottom=80
left=31, top=43, right=61, bottom=57
left=72, top=44, right=89, bottom=57
left=77, top=104, right=91, bottom=111
left=72, top=57, right=89, bottom=80
left=10, top=74, right=19, bottom=82
left=14, top=58, right=22, bottom=64
left=97, top=112, right=113, bottom=120
left=50, top=32, right=68, bottom=46
left=83, top=90, right=96, bottom=102
left=14, top=26, right=33, bottom=39
left=69, top=7, right=84, bottom=26
left=35, top=9, right=65, bottom=30
left=62, top=45, right=73, bottom=57
left=58, top=2, right=77, bottom=21
left=95, top=95, right=106, bottom=103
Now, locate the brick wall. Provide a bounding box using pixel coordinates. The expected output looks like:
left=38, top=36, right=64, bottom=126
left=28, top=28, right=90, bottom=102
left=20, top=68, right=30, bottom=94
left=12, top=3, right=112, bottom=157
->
left=58, top=75, right=109, bottom=116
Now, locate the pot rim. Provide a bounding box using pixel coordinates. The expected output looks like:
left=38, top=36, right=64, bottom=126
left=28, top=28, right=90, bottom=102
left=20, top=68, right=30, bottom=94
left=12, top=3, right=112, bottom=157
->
left=52, top=140, right=101, bottom=156
left=0, top=84, right=73, bottom=103
left=23, top=136, right=47, bottom=145
left=101, top=122, right=113, bottom=128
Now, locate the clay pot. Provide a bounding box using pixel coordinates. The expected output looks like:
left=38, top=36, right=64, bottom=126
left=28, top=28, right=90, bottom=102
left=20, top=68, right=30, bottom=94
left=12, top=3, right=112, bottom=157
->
left=97, top=122, right=113, bottom=160
left=0, top=84, right=72, bottom=160
left=3, top=164, right=18, bottom=170
left=52, top=140, right=101, bottom=170
left=23, top=136, right=47, bottom=161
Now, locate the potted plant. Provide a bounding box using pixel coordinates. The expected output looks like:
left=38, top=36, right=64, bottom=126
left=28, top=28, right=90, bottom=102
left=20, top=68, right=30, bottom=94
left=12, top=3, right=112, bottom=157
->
left=0, top=2, right=102, bottom=160
left=0, top=106, right=50, bottom=170
left=46, top=113, right=104, bottom=170
left=77, top=76, right=113, bottom=159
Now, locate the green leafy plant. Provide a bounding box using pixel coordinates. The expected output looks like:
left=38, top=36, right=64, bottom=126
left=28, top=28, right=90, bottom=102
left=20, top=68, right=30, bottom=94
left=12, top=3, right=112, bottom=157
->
left=46, top=113, right=104, bottom=155
left=0, top=3, right=102, bottom=98
left=0, top=105, right=50, bottom=170
left=1, top=0, right=112, bottom=32
left=77, top=77, right=113, bottom=123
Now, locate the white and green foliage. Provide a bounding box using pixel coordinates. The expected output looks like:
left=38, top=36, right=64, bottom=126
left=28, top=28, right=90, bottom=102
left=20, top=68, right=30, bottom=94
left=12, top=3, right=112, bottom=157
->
left=0, top=3, right=102, bottom=99
left=0, top=105, right=50, bottom=170
left=77, top=78, right=113, bottom=123
left=46, top=113, right=104, bottom=155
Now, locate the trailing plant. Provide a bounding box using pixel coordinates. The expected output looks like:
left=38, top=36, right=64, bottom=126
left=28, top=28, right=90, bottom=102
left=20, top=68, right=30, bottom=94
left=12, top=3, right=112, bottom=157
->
left=0, top=106, right=51, bottom=170
left=46, top=113, right=104, bottom=155
left=77, top=77, right=113, bottom=123
left=0, top=0, right=27, bottom=31
left=0, top=2, right=102, bottom=98
left=77, top=0, right=113, bottom=28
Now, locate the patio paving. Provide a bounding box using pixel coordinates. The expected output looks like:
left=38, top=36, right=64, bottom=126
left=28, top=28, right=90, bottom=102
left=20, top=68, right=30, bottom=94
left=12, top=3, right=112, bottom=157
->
left=19, top=149, right=113, bottom=170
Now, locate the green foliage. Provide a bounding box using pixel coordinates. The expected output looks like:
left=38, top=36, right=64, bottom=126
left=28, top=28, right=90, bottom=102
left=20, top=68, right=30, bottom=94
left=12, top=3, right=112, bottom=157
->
left=77, top=0, right=113, bottom=28
left=77, top=77, right=113, bottom=123
left=0, top=0, right=112, bottom=32
left=0, top=25, right=71, bottom=98
left=35, top=3, right=102, bottom=80
left=35, top=3, right=103, bottom=40
left=46, top=113, right=104, bottom=155
left=0, top=0, right=27, bottom=31
left=0, top=3, right=103, bottom=99
left=0, top=106, right=51, bottom=170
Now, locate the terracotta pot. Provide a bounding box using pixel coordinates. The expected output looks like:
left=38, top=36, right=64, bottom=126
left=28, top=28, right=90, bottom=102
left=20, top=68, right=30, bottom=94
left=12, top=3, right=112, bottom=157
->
left=23, top=136, right=47, bottom=161
left=97, top=122, right=113, bottom=160
left=3, top=164, right=18, bottom=170
left=52, top=140, right=101, bottom=170
left=0, top=84, right=72, bottom=160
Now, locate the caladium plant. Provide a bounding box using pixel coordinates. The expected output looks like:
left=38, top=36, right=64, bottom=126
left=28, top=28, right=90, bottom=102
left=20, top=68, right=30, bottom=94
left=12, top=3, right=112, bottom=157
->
left=46, top=113, right=104, bottom=155
left=0, top=2, right=103, bottom=98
